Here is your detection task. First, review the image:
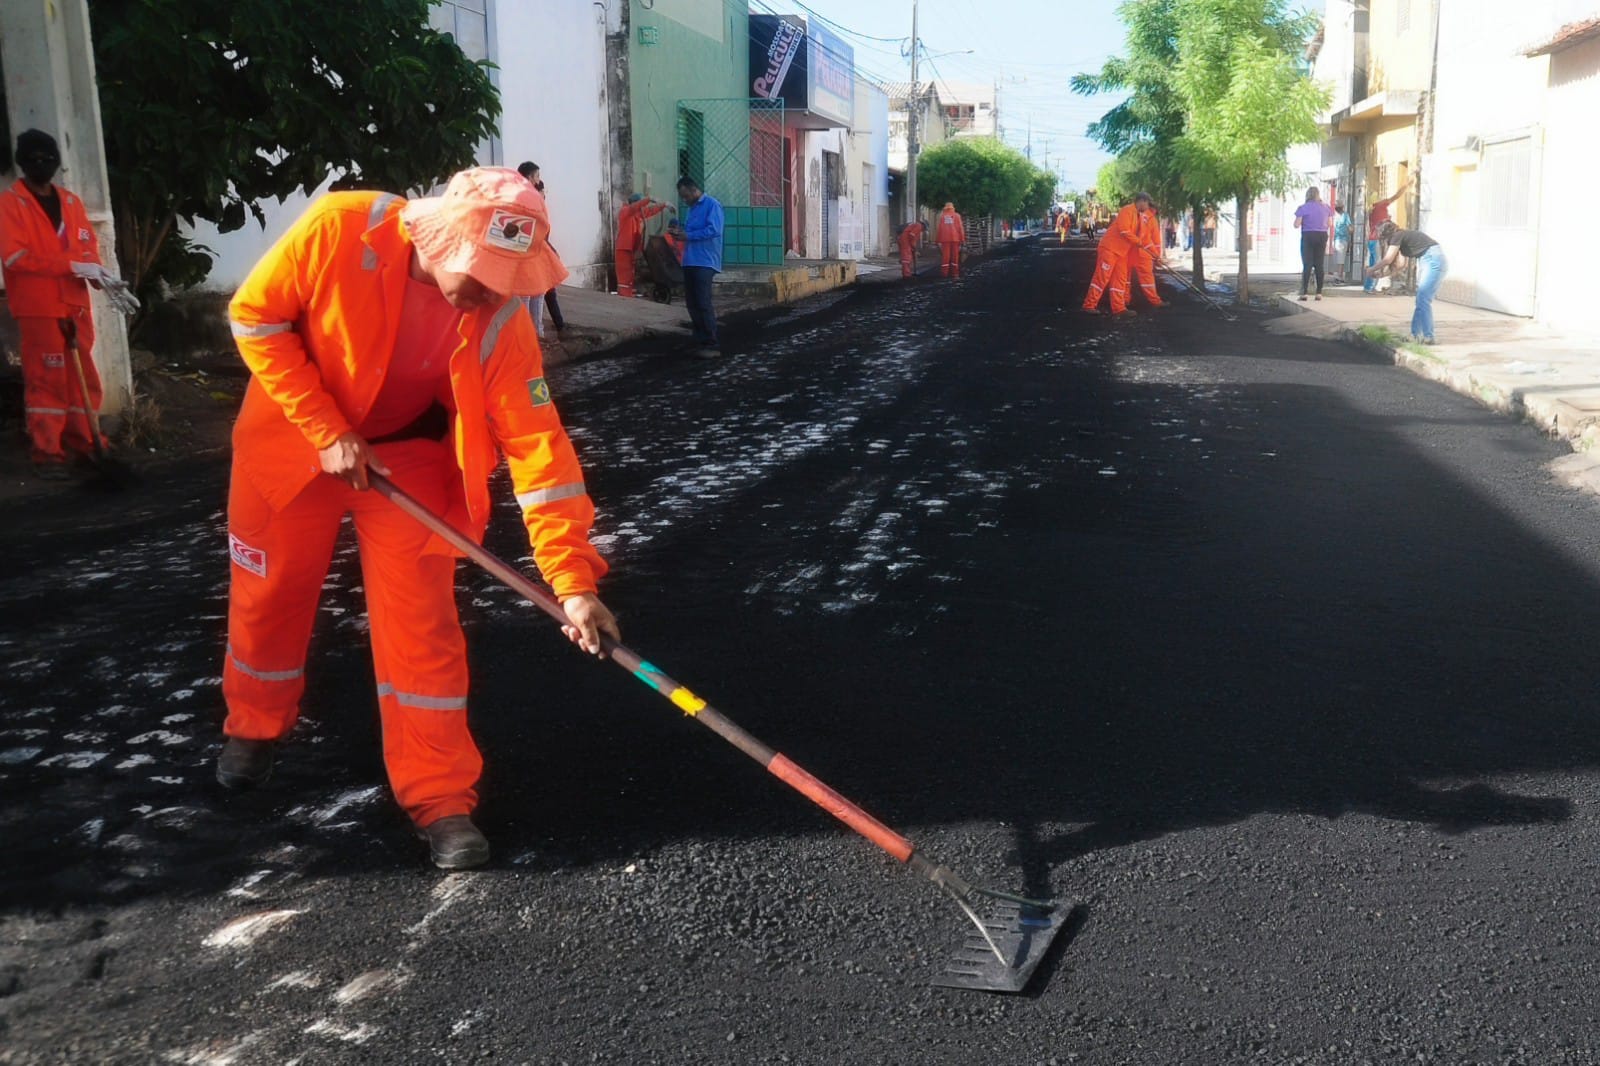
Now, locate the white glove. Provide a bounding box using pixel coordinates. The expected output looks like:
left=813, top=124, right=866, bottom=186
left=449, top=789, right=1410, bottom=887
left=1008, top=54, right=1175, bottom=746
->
left=70, top=260, right=102, bottom=280
left=102, top=277, right=140, bottom=316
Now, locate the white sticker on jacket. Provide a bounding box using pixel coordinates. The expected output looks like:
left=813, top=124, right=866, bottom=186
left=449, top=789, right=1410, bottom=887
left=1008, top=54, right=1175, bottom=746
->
left=228, top=533, right=267, bottom=578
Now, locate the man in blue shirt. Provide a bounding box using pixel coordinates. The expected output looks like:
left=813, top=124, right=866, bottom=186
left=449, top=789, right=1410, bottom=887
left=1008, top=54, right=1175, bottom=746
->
left=673, top=176, right=724, bottom=359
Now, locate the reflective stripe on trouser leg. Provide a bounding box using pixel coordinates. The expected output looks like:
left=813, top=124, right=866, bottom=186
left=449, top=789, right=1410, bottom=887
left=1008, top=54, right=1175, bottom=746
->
left=616, top=251, right=636, bottom=297
left=1110, top=258, right=1133, bottom=313
left=1135, top=257, right=1161, bottom=304
left=17, top=316, right=77, bottom=462
left=222, top=467, right=345, bottom=741
left=1082, top=254, right=1118, bottom=309
left=351, top=441, right=480, bottom=826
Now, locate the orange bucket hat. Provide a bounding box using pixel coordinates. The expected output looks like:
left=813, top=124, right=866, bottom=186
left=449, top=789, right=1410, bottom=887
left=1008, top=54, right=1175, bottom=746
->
left=401, top=167, right=568, bottom=297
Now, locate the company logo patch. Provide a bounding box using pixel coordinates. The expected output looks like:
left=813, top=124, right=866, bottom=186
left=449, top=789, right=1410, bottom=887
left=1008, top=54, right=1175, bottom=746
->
left=78, top=228, right=91, bottom=242
left=228, top=533, right=268, bottom=578
left=527, top=377, right=551, bottom=407
left=43, top=352, right=64, bottom=369
left=485, top=210, right=536, bottom=254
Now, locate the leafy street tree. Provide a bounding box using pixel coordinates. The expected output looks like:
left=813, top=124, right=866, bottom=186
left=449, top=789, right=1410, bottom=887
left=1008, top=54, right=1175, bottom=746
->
left=1171, top=0, right=1327, bottom=302
left=1074, top=0, right=1229, bottom=285
left=1019, top=169, right=1059, bottom=221
left=89, top=1, right=501, bottom=322
left=916, top=138, right=1047, bottom=223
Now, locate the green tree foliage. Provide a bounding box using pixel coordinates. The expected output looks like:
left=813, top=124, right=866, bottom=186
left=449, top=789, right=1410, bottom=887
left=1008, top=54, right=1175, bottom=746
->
left=916, top=138, right=1043, bottom=220
left=1170, top=0, right=1328, bottom=301
left=1019, top=168, right=1058, bottom=220
left=89, top=0, right=501, bottom=312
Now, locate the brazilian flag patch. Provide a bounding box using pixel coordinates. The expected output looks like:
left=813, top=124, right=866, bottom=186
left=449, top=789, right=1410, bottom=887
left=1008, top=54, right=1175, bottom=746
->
left=527, top=377, right=551, bottom=407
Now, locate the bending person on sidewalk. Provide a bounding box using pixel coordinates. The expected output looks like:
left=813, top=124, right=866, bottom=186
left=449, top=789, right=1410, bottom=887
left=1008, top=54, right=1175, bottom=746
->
left=219, top=167, right=619, bottom=870
left=1367, top=221, right=1448, bottom=345
left=615, top=192, right=673, bottom=298
left=897, top=219, right=926, bottom=279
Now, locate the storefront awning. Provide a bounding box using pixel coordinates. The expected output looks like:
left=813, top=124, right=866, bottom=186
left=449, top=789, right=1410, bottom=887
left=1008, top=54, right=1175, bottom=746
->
left=1329, top=90, right=1422, bottom=134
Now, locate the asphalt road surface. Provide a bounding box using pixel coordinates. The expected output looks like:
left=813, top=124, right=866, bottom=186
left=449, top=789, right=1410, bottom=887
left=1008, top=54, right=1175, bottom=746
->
left=4, top=237, right=1600, bottom=1065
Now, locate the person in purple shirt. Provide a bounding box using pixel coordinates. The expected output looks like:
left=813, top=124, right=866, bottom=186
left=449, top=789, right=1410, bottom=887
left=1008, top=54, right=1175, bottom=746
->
left=1293, top=186, right=1336, bottom=301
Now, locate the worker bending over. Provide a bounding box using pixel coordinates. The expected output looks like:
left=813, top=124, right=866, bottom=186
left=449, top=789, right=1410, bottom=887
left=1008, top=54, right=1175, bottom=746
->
left=218, top=167, right=619, bottom=870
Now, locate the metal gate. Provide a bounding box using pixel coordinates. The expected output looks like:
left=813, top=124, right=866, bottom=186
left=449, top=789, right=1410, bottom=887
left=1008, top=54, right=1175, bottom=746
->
left=676, top=99, right=787, bottom=267
left=1471, top=133, right=1541, bottom=316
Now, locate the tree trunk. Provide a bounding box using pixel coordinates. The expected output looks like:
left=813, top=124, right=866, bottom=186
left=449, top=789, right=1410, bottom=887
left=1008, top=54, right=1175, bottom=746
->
left=1189, top=196, right=1205, bottom=289
left=1235, top=186, right=1250, bottom=306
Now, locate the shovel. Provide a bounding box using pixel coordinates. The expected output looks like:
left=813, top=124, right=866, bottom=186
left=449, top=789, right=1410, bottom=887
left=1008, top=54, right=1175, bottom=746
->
left=1157, top=261, right=1239, bottom=322
left=368, top=471, right=1069, bottom=993
left=58, top=317, right=137, bottom=489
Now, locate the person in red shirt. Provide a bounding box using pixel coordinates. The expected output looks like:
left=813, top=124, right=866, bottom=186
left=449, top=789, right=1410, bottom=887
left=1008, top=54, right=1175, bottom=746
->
left=0, top=129, right=137, bottom=477
left=897, top=220, right=926, bottom=279
left=1364, top=176, right=1409, bottom=294
left=615, top=193, right=673, bottom=297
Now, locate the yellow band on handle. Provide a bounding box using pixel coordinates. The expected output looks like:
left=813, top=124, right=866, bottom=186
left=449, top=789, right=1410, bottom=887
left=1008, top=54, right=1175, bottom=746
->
left=669, top=687, right=707, bottom=715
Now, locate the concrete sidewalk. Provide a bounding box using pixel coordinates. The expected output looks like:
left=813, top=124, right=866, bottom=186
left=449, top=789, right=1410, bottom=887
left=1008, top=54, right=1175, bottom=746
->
left=1259, top=279, right=1600, bottom=492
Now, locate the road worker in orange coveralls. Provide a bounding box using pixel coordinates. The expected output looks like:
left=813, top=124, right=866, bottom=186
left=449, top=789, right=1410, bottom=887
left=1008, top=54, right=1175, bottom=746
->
left=616, top=193, right=673, bottom=297
left=936, top=202, right=966, bottom=278
left=0, top=129, right=138, bottom=477
left=1056, top=212, right=1072, bottom=245
left=1129, top=206, right=1166, bottom=308
left=897, top=219, right=926, bottom=278
left=1081, top=192, right=1160, bottom=316
left=218, top=167, right=620, bottom=870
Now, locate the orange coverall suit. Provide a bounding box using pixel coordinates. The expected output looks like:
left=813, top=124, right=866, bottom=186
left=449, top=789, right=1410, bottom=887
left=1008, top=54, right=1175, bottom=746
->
left=937, top=209, right=966, bottom=278
left=223, top=191, right=607, bottom=828
left=615, top=198, right=670, bottom=297
left=0, top=179, right=105, bottom=464
left=1130, top=212, right=1165, bottom=307
left=898, top=221, right=925, bottom=278
left=1082, top=204, right=1148, bottom=314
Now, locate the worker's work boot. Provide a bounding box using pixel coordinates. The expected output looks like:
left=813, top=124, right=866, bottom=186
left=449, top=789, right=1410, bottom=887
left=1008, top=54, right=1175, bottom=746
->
left=215, top=737, right=275, bottom=789
left=416, top=815, right=490, bottom=870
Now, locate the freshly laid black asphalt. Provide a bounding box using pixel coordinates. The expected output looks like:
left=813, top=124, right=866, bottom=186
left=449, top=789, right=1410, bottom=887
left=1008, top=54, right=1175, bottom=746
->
left=4, top=237, right=1600, bottom=1064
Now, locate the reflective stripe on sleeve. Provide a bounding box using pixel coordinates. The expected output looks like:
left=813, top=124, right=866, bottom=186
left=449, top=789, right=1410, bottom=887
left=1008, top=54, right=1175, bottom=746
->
left=4, top=250, right=26, bottom=267
left=480, top=299, right=520, bottom=364
left=25, top=406, right=67, bottom=415
left=230, top=319, right=292, bottom=338
left=515, top=482, right=587, bottom=509
left=375, top=684, right=468, bottom=711
left=227, top=646, right=304, bottom=683
left=360, top=194, right=402, bottom=271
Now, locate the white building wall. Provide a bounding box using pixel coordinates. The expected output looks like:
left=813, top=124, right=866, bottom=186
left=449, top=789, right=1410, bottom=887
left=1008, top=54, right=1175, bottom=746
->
left=187, top=2, right=611, bottom=293
left=1536, top=32, right=1600, bottom=332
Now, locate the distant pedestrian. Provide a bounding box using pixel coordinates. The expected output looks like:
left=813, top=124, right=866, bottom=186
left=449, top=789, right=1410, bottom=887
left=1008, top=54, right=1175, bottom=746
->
left=897, top=219, right=926, bottom=279
left=615, top=192, right=673, bottom=298
left=1368, top=221, right=1447, bottom=345
left=517, top=162, right=565, bottom=336
left=1331, top=203, right=1352, bottom=283
left=1056, top=211, right=1071, bottom=245
left=1164, top=219, right=1178, bottom=250
left=936, top=202, right=966, bottom=278
left=675, top=176, right=723, bottom=359
left=1292, top=186, right=1335, bottom=301
left=1364, top=177, right=1410, bottom=293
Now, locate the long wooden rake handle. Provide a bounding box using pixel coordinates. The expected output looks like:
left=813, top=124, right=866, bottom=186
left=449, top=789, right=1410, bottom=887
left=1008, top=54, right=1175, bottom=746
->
left=368, top=472, right=918, bottom=866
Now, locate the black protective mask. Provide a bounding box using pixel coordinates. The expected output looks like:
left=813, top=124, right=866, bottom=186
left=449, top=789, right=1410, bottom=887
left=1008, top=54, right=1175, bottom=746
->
left=19, top=153, right=59, bottom=185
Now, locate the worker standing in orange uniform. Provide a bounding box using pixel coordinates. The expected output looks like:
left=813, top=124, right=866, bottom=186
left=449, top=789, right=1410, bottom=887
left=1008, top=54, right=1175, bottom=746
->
left=1082, top=192, right=1159, bottom=316
left=0, top=129, right=138, bottom=477
left=897, top=219, right=926, bottom=279
left=936, top=202, right=966, bottom=278
left=218, top=167, right=620, bottom=870
left=1129, top=205, right=1166, bottom=308
left=615, top=193, right=673, bottom=297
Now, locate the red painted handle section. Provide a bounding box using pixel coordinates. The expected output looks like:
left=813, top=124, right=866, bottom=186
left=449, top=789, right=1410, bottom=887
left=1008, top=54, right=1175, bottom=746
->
left=767, top=753, right=914, bottom=864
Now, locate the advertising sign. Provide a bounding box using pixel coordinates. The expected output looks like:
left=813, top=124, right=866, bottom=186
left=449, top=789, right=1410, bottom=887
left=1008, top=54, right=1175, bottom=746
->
left=806, top=22, right=854, bottom=127
left=751, top=15, right=807, bottom=106
left=749, top=15, right=855, bottom=127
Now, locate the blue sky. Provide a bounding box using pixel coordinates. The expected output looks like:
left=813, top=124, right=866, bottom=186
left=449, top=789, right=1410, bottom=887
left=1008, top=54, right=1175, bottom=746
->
left=771, top=0, right=1323, bottom=190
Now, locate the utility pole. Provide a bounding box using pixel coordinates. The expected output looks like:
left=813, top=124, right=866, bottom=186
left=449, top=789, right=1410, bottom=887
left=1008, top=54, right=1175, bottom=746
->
left=906, top=0, right=920, bottom=226
left=993, top=77, right=1001, bottom=139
